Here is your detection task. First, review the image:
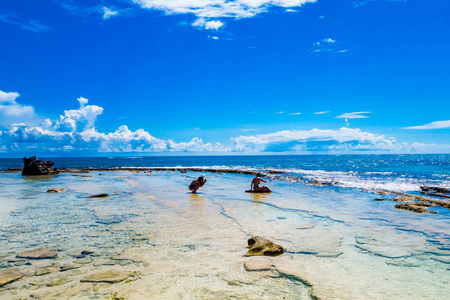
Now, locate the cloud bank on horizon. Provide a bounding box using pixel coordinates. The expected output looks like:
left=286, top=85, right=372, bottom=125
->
left=1, top=90, right=449, bottom=155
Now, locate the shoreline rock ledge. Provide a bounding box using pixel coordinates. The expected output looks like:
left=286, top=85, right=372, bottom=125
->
left=22, top=156, right=59, bottom=176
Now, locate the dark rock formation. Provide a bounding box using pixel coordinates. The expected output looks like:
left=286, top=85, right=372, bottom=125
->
left=247, top=236, right=284, bottom=256
left=89, top=193, right=108, bottom=198
left=22, top=156, right=59, bottom=176
left=395, top=203, right=437, bottom=214
left=420, top=186, right=450, bottom=194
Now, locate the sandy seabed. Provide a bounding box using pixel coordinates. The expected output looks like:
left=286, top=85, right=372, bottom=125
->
left=0, top=170, right=449, bottom=299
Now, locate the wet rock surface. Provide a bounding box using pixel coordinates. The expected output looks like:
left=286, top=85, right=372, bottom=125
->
left=89, top=193, right=109, bottom=198
left=80, top=270, right=131, bottom=283
left=246, top=236, right=284, bottom=256
left=244, top=260, right=274, bottom=271
left=47, top=188, right=66, bottom=193
left=16, top=248, right=58, bottom=259
left=22, top=156, right=59, bottom=176
left=0, top=268, right=24, bottom=287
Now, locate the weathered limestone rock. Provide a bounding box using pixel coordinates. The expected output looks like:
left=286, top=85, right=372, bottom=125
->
left=59, top=263, right=83, bottom=272
left=244, top=260, right=274, bottom=271
left=395, top=203, right=437, bottom=214
left=47, top=188, right=66, bottom=193
left=22, top=156, right=59, bottom=176
left=35, top=268, right=53, bottom=276
left=17, top=248, right=58, bottom=259
left=246, top=236, right=284, bottom=256
left=0, top=268, right=24, bottom=287
left=80, top=270, right=131, bottom=283
left=46, top=276, right=71, bottom=287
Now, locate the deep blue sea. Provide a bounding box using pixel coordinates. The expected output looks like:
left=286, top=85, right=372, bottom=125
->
left=1, top=154, right=449, bottom=192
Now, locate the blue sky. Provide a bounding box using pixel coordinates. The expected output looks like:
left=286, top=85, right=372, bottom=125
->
left=0, top=0, right=449, bottom=156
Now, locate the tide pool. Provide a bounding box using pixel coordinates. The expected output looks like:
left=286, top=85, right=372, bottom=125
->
left=0, top=170, right=449, bottom=299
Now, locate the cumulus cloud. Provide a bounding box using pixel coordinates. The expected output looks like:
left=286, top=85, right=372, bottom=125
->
left=0, top=90, right=40, bottom=128
left=232, top=127, right=450, bottom=153
left=403, top=120, right=450, bottom=130
left=192, top=18, right=225, bottom=30
left=0, top=95, right=230, bottom=154
left=133, top=0, right=316, bottom=30
left=335, top=111, right=371, bottom=119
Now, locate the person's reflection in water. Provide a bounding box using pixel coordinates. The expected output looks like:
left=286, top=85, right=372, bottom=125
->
left=189, top=192, right=206, bottom=213
left=250, top=192, right=270, bottom=202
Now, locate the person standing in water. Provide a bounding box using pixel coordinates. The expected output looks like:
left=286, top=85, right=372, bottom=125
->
left=251, top=173, right=271, bottom=192
left=189, top=175, right=207, bottom=193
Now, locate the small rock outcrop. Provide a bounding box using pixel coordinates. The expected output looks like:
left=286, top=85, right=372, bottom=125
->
left=22, top=156, right=59, bottom=176
left=0, top=269, right=24, bottom=287
left=246, top=236, right=284, bottom=256
left=420, top=186, right=450, bottom=194
left=16, top=248, right=58, bottom=259
left=47, top=188, right=66, bottom=193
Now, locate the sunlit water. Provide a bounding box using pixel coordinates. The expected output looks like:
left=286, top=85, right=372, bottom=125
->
left=0, top=169, right=449, bottom=299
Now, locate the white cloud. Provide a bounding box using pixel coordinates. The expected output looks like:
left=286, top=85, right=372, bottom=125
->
left=102, top=7, right=119, bottom=19
left=403, top=120, right=450, bottom=130
left=0, top=90, right=40, bottom=127
left=335, top=111, right=371, bottom=119
left=274, top=111, right=284, bottom=114
left=314, top=111, right=330, bottom=115
left=133, top=0, right=317, bottom=19
left=309, top=38, right=347, bottom=53
left=0, top=14, right=51, bottom=32
left=0, top=94, right=230, bottom=154
left=289, top=112, right=302, bottom=115
left=133, top=0, right=316, bottom=29
left=192, top=18, right=225, bottom=30
left=232, top=127, right=450, bottom=153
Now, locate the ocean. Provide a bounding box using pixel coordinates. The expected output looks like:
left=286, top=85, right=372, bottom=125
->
left=0, top=154, right=449, bottom=299
left=2, top=154, right=449, bottom=192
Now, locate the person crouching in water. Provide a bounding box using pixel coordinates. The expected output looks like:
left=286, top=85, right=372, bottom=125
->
left=189, top=176, right=207, bottom=193
left=251, top=173, right=272, bottom=192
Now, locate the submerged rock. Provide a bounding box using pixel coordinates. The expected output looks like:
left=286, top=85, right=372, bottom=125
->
left=244, top=260, right=274, bottom=271
left=395, top=203, right=437, bottom=214
left=246, top=236, right=284, bottom=256
left=80, top=270, right=131, bottom=283
left=17, top=248, right=58, bottom=259
left=22, top=156, right=59, bottom=176
left=89, top=193, right=109, bottom=198
left=0, top=268, right=24, bottom=287
left=60, top=263, right=83, bottom=272
left=47, top=188, right=66, bottom=193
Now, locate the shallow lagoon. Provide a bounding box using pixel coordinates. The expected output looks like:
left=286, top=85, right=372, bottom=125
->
left=0, top=170, right=449, bottom=299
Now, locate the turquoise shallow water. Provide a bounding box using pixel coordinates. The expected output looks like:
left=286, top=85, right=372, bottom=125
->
left=0, top=155, right=449, bottom=299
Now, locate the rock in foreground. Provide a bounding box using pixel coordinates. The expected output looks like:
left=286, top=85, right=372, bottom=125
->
left=80, top=270, right=131, bottom=283
left=47, top=188, right=66, bottom=193
left=0, top=269, right=24, bottom=287
left=247, top=236, right=284, bottom=256
left=22, top=156, right=59, bottom=176
left=16, top=248, right=58, bottom=259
